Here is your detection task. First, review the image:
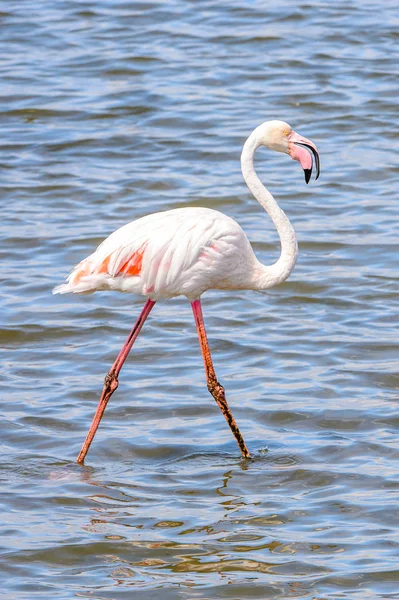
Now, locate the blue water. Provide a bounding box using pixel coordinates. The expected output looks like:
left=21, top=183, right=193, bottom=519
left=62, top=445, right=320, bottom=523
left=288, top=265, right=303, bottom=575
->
left=1, top=1, right=398, bottom=598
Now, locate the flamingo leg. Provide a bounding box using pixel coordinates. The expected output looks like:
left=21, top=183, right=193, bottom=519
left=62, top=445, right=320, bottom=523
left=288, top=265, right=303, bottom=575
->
left=191, top=299, right=251, bottom=458
left=76, top=298, right=156, bottom=464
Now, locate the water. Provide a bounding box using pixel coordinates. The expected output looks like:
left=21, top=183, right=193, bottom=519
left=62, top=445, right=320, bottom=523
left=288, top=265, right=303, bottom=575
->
left=1, top=1, right=398, bottom=598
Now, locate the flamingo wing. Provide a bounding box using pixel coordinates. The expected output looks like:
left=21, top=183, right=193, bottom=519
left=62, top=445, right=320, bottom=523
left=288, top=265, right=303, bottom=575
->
left=53, top=207, right=255, bottom=298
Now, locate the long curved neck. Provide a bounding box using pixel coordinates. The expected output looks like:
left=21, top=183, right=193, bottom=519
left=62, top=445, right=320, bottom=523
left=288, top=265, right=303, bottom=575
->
left=241, top=129, right=298, bottom=290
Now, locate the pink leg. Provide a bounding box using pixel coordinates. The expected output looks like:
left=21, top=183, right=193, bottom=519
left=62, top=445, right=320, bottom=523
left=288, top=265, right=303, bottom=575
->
left=191, top=299, right=250, bottom=458
left=76, top=298, right=156, bottom=464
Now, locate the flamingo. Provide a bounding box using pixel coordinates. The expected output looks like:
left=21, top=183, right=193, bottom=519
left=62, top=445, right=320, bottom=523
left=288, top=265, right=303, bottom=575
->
left=54, top=120, right=320, bottom=464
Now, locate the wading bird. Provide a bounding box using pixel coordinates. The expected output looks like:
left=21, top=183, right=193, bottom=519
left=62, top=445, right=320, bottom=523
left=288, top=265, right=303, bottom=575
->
left=54, top=120, right=320, bottom=464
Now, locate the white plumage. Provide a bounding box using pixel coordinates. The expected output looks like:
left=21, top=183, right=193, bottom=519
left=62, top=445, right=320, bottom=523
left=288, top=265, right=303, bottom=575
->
left=54, top=207, right=258, bottom=299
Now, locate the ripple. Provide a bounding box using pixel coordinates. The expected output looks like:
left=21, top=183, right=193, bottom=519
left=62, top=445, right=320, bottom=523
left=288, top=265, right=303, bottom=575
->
left=1, top=0, right=398, bottom=598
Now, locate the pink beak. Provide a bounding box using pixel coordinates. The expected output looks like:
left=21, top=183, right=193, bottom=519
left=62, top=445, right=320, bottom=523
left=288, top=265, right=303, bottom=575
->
left=288, top=131, right=320, bottom=184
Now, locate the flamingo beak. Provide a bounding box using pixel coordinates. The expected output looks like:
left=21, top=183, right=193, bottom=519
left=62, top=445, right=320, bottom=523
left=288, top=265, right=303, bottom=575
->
left=288, top=131, right=320, bottom=184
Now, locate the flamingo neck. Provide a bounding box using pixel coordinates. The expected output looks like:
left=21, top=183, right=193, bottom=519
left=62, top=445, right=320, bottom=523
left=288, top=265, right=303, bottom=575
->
left=241, top=128, right=298, bottom=290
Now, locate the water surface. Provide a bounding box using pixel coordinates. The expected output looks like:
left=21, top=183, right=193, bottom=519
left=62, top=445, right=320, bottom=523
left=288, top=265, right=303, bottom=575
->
left=1, top=1, right=398, bottom=598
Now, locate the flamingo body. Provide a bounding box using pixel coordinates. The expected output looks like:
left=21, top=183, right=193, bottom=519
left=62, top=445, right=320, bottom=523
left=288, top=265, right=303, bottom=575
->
left=54, top=207, right=260, bottom=300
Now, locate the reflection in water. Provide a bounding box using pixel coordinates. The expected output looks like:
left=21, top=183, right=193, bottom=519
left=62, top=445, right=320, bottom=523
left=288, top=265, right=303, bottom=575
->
left=73, top=459, right=338, bottom=594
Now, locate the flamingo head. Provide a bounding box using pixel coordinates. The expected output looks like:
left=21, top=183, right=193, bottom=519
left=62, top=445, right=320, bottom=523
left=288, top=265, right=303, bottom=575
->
left=258, top=120, right=320, bottom=184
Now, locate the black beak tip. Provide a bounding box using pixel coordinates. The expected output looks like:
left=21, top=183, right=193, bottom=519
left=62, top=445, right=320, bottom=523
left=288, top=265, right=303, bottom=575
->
left=295, top=141, right=320, bottom=184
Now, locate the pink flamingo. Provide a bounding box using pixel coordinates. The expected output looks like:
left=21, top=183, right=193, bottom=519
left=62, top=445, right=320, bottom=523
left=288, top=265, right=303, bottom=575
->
left=54, top=120, right=320, bottom=464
